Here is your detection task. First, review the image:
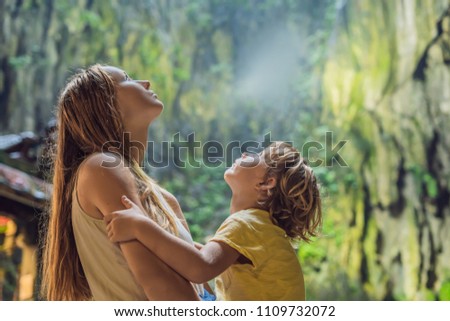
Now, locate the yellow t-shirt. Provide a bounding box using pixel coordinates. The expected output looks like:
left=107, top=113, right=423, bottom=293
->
left=210, top=208, right=305, bottom=301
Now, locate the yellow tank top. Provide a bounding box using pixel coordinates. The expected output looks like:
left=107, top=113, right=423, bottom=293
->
left=71, top=183, right=203, bottom=300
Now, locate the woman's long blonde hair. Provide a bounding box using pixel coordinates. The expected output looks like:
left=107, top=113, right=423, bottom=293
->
left=40, top=64, right=177, bottom=300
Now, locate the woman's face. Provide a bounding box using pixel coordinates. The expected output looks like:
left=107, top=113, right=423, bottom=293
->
left=103, top=66, right=163, bottom=130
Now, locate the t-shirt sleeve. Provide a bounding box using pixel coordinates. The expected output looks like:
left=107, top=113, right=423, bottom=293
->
left=209, top=212, right=263, bottom=267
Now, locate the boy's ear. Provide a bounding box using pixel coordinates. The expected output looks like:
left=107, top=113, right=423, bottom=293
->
left=259, top=177, right=276, bottom=190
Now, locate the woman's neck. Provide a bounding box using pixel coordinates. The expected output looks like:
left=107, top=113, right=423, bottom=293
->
left=126, top=127, right=148, bottom=165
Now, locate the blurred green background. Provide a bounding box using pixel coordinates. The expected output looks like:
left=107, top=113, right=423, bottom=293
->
left=0, top=0, right=449, bottom=300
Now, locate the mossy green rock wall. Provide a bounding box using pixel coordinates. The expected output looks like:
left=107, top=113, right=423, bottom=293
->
left=322, top=0, right=450, bottom=300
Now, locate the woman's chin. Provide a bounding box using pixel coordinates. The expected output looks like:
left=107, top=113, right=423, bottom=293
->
left=148, top=102, right=164, bottom=116
left=223, top=170, right=230, bottom=181
left=223, top=169, right=235, bottom=187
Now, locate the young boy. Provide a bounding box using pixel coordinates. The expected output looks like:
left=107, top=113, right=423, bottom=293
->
left=105, top=142, right=322, bottom=300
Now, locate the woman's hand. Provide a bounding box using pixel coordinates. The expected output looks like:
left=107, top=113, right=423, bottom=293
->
left=104, top=195, right=148, bottom=243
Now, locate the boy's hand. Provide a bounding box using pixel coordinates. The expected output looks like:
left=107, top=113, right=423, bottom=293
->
left=194, top=242, right=204, bottom=250
left=104, top=195, right=148, bottom=243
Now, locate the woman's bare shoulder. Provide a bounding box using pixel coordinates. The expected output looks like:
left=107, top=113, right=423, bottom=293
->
left=76, top=152, right=138, bottom=217
left=81, top=152, right=124, bottom=170
left=78, top=152, right=133, bottom=182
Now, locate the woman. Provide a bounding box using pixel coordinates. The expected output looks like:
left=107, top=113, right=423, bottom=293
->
left=41, top=64, right=202, bottom=300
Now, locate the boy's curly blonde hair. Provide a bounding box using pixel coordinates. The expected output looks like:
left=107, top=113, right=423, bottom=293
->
left=261, top=141, right=322, bottom=241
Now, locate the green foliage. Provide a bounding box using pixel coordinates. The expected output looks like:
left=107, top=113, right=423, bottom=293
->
left=79, top=11, right=102, bottom=29
left=314, top=167, right=339, bottom=195
left=409, top=165, right=439, bottom=198
left=439, top=281, right=450, bottom=301
left=424, top=289, right=436, bottom=301
left=0, top=251, right=18, bottom=300
left=8, top=56, right=32, bottom=69
left=160, top=164, right=231, bottom=242
left=423, top=174, right=438, bottom=198
left=298, top=242, right=326, bottom=262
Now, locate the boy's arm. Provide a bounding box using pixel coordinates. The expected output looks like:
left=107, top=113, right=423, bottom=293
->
left=136, top=221, right=239, bottom=284
left=106, top=196, right=240, bottom=284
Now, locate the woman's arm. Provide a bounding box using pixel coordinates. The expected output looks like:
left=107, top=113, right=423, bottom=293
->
left=78, top=153, right=199, bottom=300
left=105, top=196, right=240, bottom=284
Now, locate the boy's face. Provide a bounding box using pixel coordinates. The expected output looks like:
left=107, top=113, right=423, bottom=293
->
left=224, top=152, right=268, bottom=195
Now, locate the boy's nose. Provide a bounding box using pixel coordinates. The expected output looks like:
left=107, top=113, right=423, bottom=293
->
left=138, top=80, right=150, bottom=90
